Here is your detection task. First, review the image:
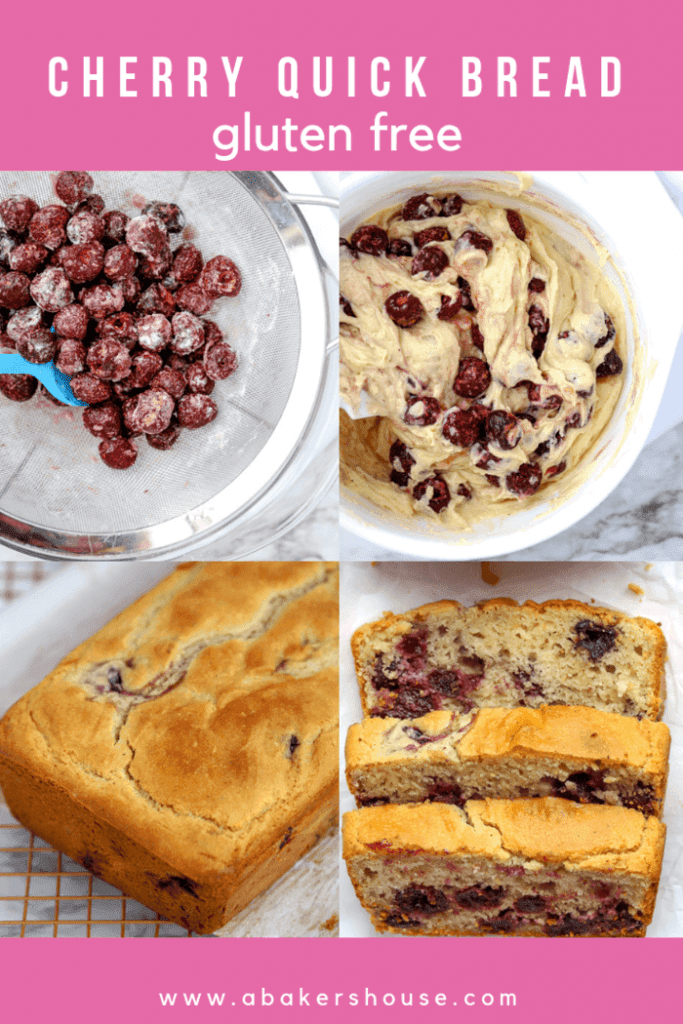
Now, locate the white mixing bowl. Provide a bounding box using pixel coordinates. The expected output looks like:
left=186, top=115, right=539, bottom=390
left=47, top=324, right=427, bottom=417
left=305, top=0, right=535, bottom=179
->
left=340, top=171, right=683, bottom=559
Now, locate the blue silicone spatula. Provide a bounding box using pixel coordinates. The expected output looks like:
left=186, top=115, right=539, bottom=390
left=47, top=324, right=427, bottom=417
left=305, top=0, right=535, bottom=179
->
left=0, top=353, right=87, bottom=406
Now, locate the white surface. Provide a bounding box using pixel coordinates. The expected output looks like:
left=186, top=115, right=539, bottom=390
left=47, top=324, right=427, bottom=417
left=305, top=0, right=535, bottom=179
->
left=0, top=565, right=339, bottom=937
left=645, top=172, right=683, bottom=441
left=339, top=561, right=683, bottom=937
left=340, top=171, right=683, bottom=560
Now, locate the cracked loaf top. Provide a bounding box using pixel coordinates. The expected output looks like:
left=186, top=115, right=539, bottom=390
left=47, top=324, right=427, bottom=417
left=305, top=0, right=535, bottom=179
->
left=340, top=188, right=625, bottom=528
left=342, top=800, right=665, bottom=879
left=0, top=562, right=339, bottom=878
left=345, top=707, right=671, bottom=778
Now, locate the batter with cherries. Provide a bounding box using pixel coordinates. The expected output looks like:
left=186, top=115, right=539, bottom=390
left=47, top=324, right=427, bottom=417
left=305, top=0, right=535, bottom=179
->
left=340, top=188, right=625, bottom=528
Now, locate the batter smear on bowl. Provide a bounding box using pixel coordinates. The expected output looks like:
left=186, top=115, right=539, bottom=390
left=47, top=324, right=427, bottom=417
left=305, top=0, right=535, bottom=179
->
left=340, top=189, right=626, bottom=528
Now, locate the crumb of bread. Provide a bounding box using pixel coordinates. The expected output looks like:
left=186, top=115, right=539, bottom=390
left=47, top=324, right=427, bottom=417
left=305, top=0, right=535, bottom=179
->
left=480, top=562, right=500, bottom=585
left=645, top=564, right=652, bottom=571
left=628, top=583, right=644, bottom=596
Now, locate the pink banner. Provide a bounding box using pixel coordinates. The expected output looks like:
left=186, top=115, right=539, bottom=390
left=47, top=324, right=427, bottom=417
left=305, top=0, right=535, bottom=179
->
left=1, top=0, right=681, bottom=169
left=1, top=936, right=681, bottom=1021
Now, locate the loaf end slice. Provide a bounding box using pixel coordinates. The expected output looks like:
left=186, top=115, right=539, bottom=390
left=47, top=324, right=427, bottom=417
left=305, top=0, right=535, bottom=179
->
left=351, top=598, right=666, bottom=720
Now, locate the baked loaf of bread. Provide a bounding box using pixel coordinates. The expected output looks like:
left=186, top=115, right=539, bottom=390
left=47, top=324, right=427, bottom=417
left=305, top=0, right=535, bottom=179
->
left=346, top=707, right=670, bottom=817
left=343, top=799, right=666, bottom=936
left=0, top=562, right=339, bottom=935
left=352, top=598, right=665, bottom=720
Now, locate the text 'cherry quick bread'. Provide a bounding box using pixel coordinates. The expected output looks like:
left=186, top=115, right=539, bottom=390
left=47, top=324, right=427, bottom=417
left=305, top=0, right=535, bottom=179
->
left=346, top=707, right=670, bottom=817
left=351, top=598, right=666, bottom=720
left=340, top=188, right=626, bottom=529
left=0, top=562, right=339, bottom=935
left=343, top=799, right=665, bottom=937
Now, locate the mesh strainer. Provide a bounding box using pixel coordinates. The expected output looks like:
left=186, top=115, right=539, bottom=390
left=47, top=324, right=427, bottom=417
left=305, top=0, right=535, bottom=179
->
left=0, top=170, right=338, bottom=559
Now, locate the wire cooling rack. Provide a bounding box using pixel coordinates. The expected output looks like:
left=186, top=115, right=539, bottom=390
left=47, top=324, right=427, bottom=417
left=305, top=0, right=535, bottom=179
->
left=0, top=807, right=192, bottom=937
left=0, top=562, right=57, bottom=612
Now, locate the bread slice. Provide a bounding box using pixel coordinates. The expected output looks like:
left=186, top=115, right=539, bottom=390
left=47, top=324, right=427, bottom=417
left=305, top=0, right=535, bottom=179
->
left=345, top=707, right=670, bottom=817
left=351, top=598, right=666, bottom=720
left=343, top=799, right=666, bottom=936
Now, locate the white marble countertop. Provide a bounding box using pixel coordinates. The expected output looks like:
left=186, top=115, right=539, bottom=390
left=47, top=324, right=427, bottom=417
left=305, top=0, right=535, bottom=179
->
left=224, top=485, right=339, bottom=561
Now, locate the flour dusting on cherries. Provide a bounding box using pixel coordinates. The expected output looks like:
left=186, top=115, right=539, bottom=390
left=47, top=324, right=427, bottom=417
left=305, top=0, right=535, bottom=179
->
left=0, top=172, right=241, bottom=469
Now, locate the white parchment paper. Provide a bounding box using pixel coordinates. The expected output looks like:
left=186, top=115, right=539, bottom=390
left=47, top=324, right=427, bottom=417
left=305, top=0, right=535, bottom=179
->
left=340, top=560, right=683, bottom=937
left=0, top=565, right=338, bottom=938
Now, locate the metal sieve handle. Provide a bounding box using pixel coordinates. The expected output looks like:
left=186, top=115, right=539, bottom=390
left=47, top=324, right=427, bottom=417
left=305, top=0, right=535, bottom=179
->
left=323, top=262, right=340, bottom=354
left=283, top=191, right=339, bottom=355
left=282, top=193, right=339, bottom=210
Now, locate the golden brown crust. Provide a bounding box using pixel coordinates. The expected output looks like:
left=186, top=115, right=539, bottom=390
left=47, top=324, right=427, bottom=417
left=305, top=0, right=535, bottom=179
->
left=343, top=798, right=665, bottom=880
left=343, top=802, right=505, bottom=860
left=457, top=705, right=669, bottom=770
left=0, top=563, right=340, bottom=934
left=351, top=597, right=666, bottom=719
left=471, top=797, right=664, bottom=872
left=346, top=706, right=670, bottom=779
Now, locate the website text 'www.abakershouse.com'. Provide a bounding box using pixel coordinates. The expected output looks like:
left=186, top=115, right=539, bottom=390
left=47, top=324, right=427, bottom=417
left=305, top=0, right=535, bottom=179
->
left=158, top=989, right=518, bottom=1008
